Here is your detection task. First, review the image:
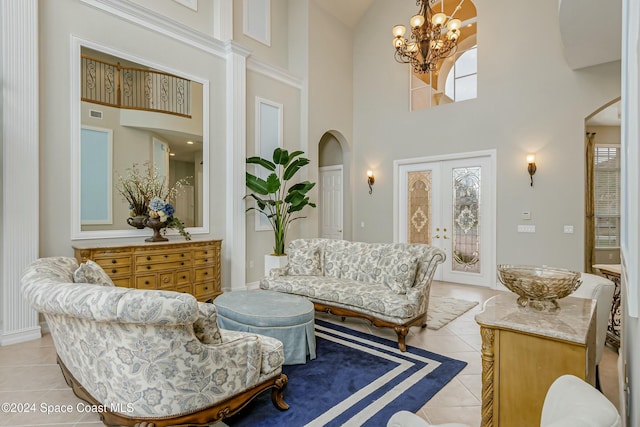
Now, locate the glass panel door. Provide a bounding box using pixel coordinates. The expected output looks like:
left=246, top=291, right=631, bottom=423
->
left=452, top=167, right=481, bottom=273
left=397, top=153, right=495, bottom=287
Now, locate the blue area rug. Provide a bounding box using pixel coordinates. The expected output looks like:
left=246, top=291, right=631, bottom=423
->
left=225, top=319, right=467, bottom=427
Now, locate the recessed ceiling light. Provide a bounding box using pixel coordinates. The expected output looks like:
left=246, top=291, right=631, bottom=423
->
left=187, top=140, right=194, bottom=145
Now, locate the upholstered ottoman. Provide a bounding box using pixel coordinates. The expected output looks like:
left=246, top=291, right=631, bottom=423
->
left=215, top=290, right=316, bottom=365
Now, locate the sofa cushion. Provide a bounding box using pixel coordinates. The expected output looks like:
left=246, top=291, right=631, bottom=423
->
left=73, top=260, right=115, bottom=287
left=377, top=249, right=420, bottom=294
left=260, top=276, right=419, bottom=320
left=340, top=242, right=384, bottom=283
left=323, top=240, right=350, bottom=278
left=288, top=246, right=322, bottom=276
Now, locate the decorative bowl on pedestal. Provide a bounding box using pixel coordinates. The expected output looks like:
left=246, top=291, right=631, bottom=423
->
left=143, top=217, right=169, bottom=242
left=497, top=264, right=582, bottom=312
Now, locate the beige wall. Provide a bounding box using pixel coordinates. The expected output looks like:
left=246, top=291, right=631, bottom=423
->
left=233, top=0, right=289, bottom=69
left=351, top=0, right=621, bottom=268
left=245, top=70, right=302, bottom=282
left=307, top=0, right=355, bottom=240
left=39, top=0, right=227, bottom=270
left=130, top=0, right=215, bottom=35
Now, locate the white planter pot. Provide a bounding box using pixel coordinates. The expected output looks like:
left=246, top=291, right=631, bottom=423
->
left=264, top=254, right=288, bottom=277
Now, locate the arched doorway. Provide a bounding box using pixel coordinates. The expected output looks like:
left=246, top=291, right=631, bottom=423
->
left=318, top=130, right=351, bottom=241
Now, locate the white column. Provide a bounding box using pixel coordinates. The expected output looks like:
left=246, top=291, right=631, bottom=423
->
left=225, top=41, right=251, bottom=290
left=0, top=0, right=41, bottom=345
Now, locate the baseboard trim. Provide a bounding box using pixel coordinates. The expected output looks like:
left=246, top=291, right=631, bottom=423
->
left=0, top=326, right=41, bottom=346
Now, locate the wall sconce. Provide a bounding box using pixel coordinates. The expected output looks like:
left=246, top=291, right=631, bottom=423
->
left=526, top=154, right=537, bottom=187
left=367, top=170, right=375, bottom=194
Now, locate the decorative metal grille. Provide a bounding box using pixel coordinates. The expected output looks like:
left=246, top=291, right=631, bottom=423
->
left=81, top=56, right=191, bottom=117
left=452, top=167, right=481, bottom=273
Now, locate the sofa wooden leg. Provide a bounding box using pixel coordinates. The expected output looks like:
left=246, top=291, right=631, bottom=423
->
left=395, top=326, right=408, bottom=352
left=271, top=374, right=289, bottom=410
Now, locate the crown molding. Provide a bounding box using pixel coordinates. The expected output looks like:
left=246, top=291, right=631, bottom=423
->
left=79, top=0, right=227, bottom=58
left=247, top=55, right=303, bottom=90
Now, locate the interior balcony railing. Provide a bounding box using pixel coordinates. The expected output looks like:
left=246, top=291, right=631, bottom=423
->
left=81, top=55, right=191, bottom=118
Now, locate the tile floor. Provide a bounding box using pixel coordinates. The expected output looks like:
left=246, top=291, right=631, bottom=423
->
left=0, top=281, right=619, bottom=426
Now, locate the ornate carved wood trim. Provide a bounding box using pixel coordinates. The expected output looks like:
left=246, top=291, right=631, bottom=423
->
left=313, top=302, right=427, bottom=352
left=480, top=326, right=495, bottom=427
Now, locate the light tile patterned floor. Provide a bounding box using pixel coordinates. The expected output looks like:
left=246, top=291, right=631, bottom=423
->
left=0, top=281, right=619, bottom=426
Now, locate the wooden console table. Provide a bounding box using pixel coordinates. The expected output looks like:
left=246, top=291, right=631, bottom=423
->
left=592, top=264, right=621, bottom=350
left=476, top=294, right=596, bottom=427
left=73, top=239, right=222, bottom=302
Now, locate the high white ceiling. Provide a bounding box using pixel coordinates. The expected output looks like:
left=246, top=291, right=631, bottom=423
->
left=316, top=0, right=622, bottom=71
left=587, top=101, right=621, bottom=126
left=314, top=0, right=374, bottom=28
left=558, top=0, right=622, bottom=70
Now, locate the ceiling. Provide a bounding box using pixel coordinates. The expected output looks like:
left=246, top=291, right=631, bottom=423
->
left=314, top=0, right=374, bottom=28
left=316, top=0, right=622, bottom=72
left=587, top=101, right=621, bottom=127
left=558, top=0, right=622, bottom=70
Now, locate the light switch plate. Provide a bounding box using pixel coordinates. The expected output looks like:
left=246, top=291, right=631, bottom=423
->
left=517, top=225, right=536, bottom=233
left=563, top=225, right=574, bottom=234
left=521, top=211, right=531, bottom=220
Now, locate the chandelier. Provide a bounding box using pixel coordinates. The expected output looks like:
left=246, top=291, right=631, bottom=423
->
left=392, top=0, right=463, bottom=73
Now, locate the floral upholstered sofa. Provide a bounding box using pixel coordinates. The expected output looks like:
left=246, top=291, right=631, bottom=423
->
left=21, top=257, right=288, bottom=427
left=260, top=239, right=446, bottom=351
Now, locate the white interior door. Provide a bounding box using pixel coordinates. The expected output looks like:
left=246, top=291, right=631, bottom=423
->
left=396, top=151, right=496, bottom=287
left=319, top=166, right=343, bottom=239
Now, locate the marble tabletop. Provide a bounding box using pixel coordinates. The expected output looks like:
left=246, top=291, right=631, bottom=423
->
left=475, top=293, right=596, bottom=345
left=593, top=263, right=621, bottom=276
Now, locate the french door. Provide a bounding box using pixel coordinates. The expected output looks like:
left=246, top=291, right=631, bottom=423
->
left=395, top=151, right=496, bottom=287
left=319, top=166, right=344, bottom=240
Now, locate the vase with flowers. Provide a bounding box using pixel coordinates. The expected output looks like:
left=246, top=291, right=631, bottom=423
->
left=116, top=162, right=191, bottom=242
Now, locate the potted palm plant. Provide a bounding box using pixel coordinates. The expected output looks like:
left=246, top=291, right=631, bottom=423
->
left=246, top=148, right=316, bottom=273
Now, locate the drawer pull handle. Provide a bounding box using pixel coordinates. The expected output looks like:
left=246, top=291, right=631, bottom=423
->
left=204, top=272, right=208, bottom=276
left=164, top=255, right=168, bottom=258
left=147, top=266, right=151, bottom=270
left=181, top=253, right=185, bottom=257
left=111, top=269, right=117, bottom=274
left=204, top=258, right=208, bottom=263
left=147, top=256, right=151, bottom=261
left=111, top=259, right=117, bottom=264
left=163, top=277, right=169, bottom=283
left=145, top=281, right=149, bottom=285
left=181, top=262, right=184, bottom=266
left=204, top=251, right=208, bottom=254
left=204, top=286, right=209, bottom=290
left=182, top=275, right=187, bottom=279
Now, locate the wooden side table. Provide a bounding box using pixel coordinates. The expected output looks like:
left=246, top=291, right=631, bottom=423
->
left=592, top=264, right=621, bottom=350
left=475, top=294, right=596, bottom=427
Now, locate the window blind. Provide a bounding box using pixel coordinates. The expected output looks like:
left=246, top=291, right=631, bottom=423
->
left=594, top=146, right=620, bottom=248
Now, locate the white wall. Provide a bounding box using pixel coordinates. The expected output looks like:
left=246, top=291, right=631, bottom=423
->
left=351, top=0, right=620, bottom=269
left=621, top=0, right=640, bottom=423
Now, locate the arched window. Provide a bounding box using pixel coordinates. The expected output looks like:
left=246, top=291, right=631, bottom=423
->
left=409, top=0, right=477, bottom=111
left=445, top=46, right=477, bottom=102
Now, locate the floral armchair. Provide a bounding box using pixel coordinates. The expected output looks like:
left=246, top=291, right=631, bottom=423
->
left=21, top=257, right=288, bottom=426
